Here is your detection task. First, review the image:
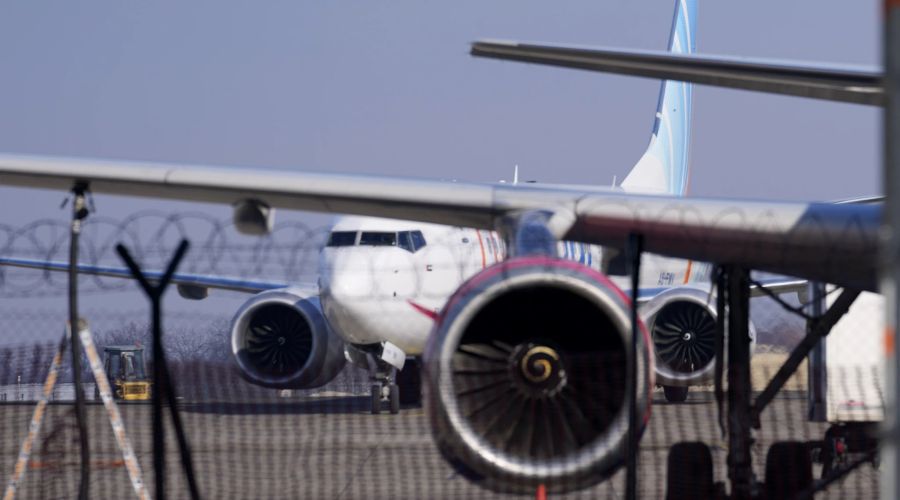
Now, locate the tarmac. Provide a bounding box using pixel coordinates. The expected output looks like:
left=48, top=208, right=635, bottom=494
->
left=0, top=388, right=879, bottom=499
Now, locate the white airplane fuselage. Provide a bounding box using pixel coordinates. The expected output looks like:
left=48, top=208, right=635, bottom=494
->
left=319, top=214, right=703, bottom=356
left=319, top=216, right=505, bottom=354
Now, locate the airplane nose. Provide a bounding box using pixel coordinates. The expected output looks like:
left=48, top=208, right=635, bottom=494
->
left=319, top=249, right=375, bottom=299
left=318, top=248, right=417, bottom=346
left=319, top=247, right=416, bottom=299
left=319, top=253, right=376, bottom=344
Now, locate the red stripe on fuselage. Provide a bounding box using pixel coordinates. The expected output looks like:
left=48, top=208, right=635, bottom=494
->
left=408, top=300, right=439, bottom=321
left=475, top=230, right=487, bottom=269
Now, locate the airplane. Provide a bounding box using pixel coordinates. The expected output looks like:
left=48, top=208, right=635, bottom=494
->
left=0, top=0, right=885, bottom=495
left=0, top=0, right=729, bottom=408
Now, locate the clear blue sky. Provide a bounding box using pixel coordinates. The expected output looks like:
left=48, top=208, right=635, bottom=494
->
left=0, top=1, right=881, bottom=203
left=0, top=0, right=882, bottom=339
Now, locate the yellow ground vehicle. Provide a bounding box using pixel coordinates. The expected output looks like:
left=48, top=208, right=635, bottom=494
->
left=101, top=345, right=151, bottom=401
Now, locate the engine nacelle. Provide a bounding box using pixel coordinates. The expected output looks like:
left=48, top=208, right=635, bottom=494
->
left=642, top=287, right=755, bottom=387
left=423, top=257, right=653, bottom=494
left=230, top=287, right=346, bottom=389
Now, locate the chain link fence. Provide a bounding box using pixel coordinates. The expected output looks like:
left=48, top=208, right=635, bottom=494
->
left=0, top=212, right=884, bottom=498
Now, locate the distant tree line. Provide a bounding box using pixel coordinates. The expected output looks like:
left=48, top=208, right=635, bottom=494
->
left=1, top=318, right=233, bottom=385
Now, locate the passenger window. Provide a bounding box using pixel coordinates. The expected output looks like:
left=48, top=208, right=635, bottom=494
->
left=327, top=231, right=357, bottom=247
left=359, top=232, right=397, bottom=246
left=410, top=231, right=427, bottom=251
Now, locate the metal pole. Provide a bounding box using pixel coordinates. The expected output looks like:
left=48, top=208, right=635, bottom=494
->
left=68, top=183, right=90, bottom=500
left=625, top=233, right=643, bottom=500
left=113, top=245, right=166, bottom=499
left=807, top=282, right=827, bottom=422
left=723, top=266, right=755, bottom=499
left=883, top=2, right=900, bottom=499
left=151, top=293, right=165, bottom=500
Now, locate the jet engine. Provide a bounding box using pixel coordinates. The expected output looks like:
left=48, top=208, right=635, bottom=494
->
left=423, top=256, right=653, bottom=494
left=642, top=287, right=755, bottom=387
left=230, top=287, right=346, bottom=389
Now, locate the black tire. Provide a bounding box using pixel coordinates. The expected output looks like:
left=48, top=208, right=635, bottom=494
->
left=397, top=359, right=422, bottom=406
left=370, top=384, right=381, bottom=415
left=765, top=441, right=813, bottom=499
left=666, top=442, right=714, bottom=500
left=389, top=383, right=400, bottom=414
left=663, top=385, right=689, bottom=403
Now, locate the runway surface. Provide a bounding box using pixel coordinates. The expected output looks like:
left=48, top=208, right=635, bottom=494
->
left=0, top=388, right=878, bottom=499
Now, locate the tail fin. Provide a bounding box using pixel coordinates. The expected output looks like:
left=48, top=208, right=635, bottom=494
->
left=620, top=0, right=697, bottom=196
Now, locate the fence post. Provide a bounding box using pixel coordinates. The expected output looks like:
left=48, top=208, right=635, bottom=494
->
left=116, top=240, right=200, bottom=500
left=67, top=182, right=91, bottom=500
left=884, top=2, right=900, bottom=499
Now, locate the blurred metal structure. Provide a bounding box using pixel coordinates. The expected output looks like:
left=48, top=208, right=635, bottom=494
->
left=884, top=2, right=900, bottom=499
left=67, top=183, right=90, bottom=500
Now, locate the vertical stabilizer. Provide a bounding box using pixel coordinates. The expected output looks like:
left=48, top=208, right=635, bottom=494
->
left=620, top=0, right=697, bottom=196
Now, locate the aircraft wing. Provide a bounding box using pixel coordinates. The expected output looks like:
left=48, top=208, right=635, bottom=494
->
left=635, top=277, right=809, bottom=304
left=470, top=40, right=883, bottom=106
left=0, top=154, right=880, bottom=292
left=0, top=256, right=293, bottom=297
left=750, top=277, right=809, bottom=298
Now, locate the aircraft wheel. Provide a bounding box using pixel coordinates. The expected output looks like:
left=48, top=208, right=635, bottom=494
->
left=665, top=442, right=714, bottom=500
left=389, top=384, right=400, bottom=414
left=397, top=359, right=422, bottom=406
left=663, top=385, right=689, bottom=403
left=765, top=441, right=812, bottom=498
left=370, top=384, right=381, bottom=415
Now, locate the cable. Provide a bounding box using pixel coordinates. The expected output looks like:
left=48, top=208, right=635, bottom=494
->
left=67, top=183, right=91, bottom=500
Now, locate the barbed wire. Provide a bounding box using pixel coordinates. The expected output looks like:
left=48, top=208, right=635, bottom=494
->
left=0, top=211, right=328, bottom=297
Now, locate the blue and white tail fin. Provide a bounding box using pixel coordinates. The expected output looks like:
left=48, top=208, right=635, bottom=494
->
left=620, top=0, right=697, bottom=196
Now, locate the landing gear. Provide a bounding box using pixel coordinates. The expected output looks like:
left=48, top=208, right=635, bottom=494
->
left=370, top=384, right=381, bottom=415
left=663, top=385, right=689, bottom=403
left=370, top=381, right=401, bottom=414
left=664, top=441, right=816, bottom=499
left=397, top=358, right=422, bottom=406
left=389, top=383, right=400, bottom=414
left=665, top=442, right=715, bottom=500
left=764, top=441, right=813, bottom=498
left=368, top=367, right=397, bottom=414
left=364, top=348, right=408, bottom=414
left=653, top=266, right=863, bottom=499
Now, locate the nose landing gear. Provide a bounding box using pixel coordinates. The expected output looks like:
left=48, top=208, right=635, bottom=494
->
left=348, top=341, right=408, bottom=414
left=367, top=357, right=400, bottom=415
left=370, top=378, right=400, bottom=415
left=368, top=359, right=423, bottom=414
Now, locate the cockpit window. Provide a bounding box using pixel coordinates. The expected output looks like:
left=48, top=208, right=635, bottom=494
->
left=410, top=231, right=427, bottom=251
left=359, top=232, right=397, bottom=246
left=327, top=231, right=357, bottom=247
left=397, top=231, right=414, bottom=252
left=329, top=229, right=427, bottom=251
left=397, top=231, right=427, bottom=252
